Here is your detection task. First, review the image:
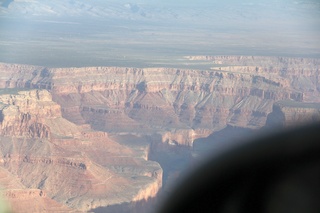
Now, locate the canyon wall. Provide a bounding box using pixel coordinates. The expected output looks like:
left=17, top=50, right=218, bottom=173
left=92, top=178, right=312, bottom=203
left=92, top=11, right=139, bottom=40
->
left=1, top=56, right=319, bottom=145
left=0, top=56, right=319, bottom=211
left=266, top=100, right=320, bottom=127
left=0, top=89, right=162, bottom=212
left=0, top=90, right=62, bottom=139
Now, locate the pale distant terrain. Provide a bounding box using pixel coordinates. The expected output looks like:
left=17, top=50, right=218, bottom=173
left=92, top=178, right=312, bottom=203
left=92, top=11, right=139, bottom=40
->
left=0, top=0, right=319, bottom=67
left=0, top=0, right=320, bottom=213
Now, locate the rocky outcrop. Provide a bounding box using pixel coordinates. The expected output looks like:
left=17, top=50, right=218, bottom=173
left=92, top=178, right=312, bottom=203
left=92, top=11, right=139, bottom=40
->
left=161, top=129, right=196, bottom=146
left=0, top=164, right=78, bottom=212
left=0, top=88, right=162, bottom=212
left=0, top=90, right=69, bottom=139
left=132, top=169, right=162, bottom=202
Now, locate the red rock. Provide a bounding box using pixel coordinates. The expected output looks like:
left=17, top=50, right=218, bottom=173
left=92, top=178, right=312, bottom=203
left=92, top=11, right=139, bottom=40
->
left=0, top=55, right=319, bottom=211
left=0, top=89, right=162, bottom=212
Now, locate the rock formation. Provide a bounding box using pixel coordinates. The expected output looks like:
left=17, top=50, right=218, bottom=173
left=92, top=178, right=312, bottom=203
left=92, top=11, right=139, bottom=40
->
left=3, top=189, right=78, bottom=213
left=1, top=56, right=319, bottom=145
left=266, top=100, right=320, bottom=127
left=0, top=55, right=319, bottom=211
left=0, top=89, right=162, bottom=212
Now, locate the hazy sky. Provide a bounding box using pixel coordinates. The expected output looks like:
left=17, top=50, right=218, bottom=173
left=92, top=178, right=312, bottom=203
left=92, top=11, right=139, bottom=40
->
left=0, top=0, right=319, bottom=67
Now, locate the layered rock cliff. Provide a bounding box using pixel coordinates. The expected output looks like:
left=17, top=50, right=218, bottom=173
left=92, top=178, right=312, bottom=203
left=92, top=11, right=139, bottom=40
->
left=187, top=56, right=320, bottom=101
left=266, top=100, right=320, bottom=127
left=1, top=56, right=319, bottom=145
left=0, top=89, right=61, bottom=138
left=0, top=56, right=319, bottom=211
left=0, top=89, right=162, bottom=212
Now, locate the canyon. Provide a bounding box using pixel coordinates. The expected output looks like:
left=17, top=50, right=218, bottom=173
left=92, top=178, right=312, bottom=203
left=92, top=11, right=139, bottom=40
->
left=1, top=1, right=319, bottom=212
left=1, top=56, right=319, bottom=144
left=0, top=89, right=162, bottom=212
left=0, top=55, right=319, bottom=212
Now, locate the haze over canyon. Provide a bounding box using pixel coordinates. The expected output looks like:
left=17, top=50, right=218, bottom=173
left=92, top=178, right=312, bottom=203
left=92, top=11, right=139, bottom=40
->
left=0, top=0, right=320, bottom=212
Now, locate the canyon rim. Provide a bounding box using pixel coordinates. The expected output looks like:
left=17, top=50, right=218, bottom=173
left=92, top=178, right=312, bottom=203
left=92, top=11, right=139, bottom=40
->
left=1, top=0, right=320, bottom=212
left=0, top=55, right=320, bottom=212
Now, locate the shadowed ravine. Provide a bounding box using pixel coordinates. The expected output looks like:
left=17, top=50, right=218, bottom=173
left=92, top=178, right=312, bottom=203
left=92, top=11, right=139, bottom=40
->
left=92, top=126, right=254, bottom=213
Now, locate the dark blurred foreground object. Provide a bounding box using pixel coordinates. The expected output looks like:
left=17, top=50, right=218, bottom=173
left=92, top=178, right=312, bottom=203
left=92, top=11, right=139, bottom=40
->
left=158, top=123, right=320, bottom=213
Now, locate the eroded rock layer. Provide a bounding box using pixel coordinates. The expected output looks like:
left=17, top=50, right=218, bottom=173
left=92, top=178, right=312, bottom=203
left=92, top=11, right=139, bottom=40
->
left=0, top=56, right=319, bottom=211
left=1, top=56, right=319, bottom=145
left=0, top=89, right=162, bottom=212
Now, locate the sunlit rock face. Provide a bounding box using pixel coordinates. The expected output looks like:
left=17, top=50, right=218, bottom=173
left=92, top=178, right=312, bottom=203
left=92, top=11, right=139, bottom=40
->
left=0, top=89, right=162, bottom=212
left=1, top=56, right=319, bottom=145
left=0, top=90, right=60, bottom=138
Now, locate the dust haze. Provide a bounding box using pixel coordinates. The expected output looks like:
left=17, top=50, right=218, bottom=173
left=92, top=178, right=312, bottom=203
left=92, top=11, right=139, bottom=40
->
left=0, top=0, right=319, bottom=67
left=0, top=1, right=320, bottom=213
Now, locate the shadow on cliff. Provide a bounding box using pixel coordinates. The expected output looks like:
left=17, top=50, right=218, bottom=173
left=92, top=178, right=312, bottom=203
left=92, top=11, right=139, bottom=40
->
left=193, top=125, right=254, bottom=157
left=147, top=138, right=193, bottom=187
left=92, top=135, right=194, bottom=213
left=92, top=126, right=261, bottom=213
left=92, top=196, right=159, bottom=213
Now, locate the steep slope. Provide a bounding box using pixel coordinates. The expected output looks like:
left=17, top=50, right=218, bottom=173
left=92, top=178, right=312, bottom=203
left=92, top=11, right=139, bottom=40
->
left=0, top=89, right=162, bottom=212
left=1, top=56, right=319, bottom=145
left=3, top=189, right=78, bottom=213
